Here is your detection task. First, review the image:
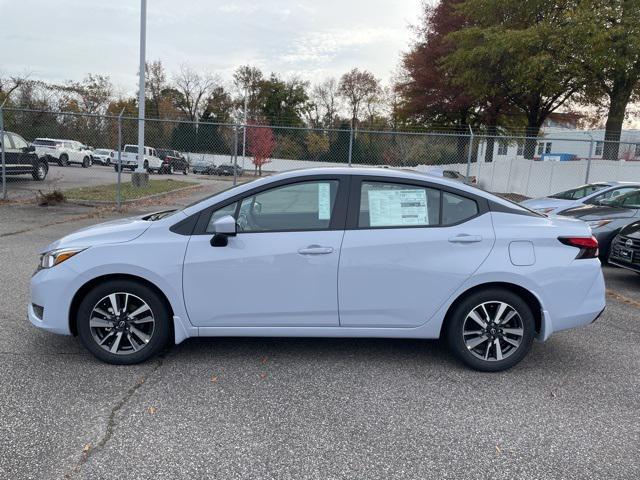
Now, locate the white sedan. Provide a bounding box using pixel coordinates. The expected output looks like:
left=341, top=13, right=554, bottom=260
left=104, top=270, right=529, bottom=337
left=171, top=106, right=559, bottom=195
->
left=28, top=168, right=605, bottom=371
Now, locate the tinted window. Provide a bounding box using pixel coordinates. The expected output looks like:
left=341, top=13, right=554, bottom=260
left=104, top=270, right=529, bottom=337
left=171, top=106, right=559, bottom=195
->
left=358, top=181, right=440, bottom=228
left=237, top=181, right=339, bottom=233
left=33, top=139, right=56, bottom=146
left=124, top=146, right=138, bottom=153
left=442, top=192, right=478, bottom=225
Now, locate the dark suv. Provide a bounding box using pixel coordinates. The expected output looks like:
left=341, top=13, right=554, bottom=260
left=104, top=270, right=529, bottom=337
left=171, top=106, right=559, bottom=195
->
left=1, top=131, right=48, bottom=181
left=156, top=149, right=189, bottom=175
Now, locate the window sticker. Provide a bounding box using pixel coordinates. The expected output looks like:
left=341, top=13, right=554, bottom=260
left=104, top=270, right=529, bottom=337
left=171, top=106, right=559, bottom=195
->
left=368, top=189, right=428, bottom=226
left=318, top=183, right=331, bottom=220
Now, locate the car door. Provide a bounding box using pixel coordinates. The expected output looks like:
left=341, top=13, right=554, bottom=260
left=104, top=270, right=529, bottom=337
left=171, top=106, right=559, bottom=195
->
left=8, top=133, right=34, bottom=173
left=1, top=132, right=21, bottom=173
left=182, top=177, right=348, bottom=327
left=338, top=177, right=495, bottom=328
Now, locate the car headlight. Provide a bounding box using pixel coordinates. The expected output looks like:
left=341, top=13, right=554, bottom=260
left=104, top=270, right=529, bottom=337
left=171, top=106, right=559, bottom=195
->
left=38, top=247, right=87, bottom=270
left=587, top=219, right=613, bottom=230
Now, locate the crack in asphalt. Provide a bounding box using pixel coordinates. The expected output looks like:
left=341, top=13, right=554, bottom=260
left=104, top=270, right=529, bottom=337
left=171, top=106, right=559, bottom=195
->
left=62, top=352, right=168, bottom=480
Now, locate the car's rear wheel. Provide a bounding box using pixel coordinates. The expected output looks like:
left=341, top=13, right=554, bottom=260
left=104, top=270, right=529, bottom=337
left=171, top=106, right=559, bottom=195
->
left=32, top=161, right=48, bottom=181
left=59, top=154, right=69, bottom=167
left=182, top=168, right=188, bottom=175
left=77, top=280, right=171, bottom=365
left=82, top=156, right=90, bottom=168
left=445, top=288, right=535, bottom=372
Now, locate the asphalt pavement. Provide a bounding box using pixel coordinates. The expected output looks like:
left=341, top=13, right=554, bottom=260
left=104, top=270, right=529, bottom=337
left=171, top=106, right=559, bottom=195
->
left=0, top=190, right=639, bottom=480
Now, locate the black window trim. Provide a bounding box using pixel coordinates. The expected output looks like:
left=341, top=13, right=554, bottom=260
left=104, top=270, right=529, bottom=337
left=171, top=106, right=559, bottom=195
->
left=345, top=175, right=489, bottom=230
left=185, top=174, right=352, bottom=236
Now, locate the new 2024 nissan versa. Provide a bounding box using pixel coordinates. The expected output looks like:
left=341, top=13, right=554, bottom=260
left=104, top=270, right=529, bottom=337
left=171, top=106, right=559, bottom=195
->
left=28, top=168, right=606, bottom=371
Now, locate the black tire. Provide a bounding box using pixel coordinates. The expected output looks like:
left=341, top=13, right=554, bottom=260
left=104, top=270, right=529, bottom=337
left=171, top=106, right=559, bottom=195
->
left=59, top=154, right=69, bottom=167
left=32, top=161, right=48, bottom=181
left=82, top=156, right=90, bottom=168
left=114, top=164, right=121, bottom=172
left=77, top=279, right=171, bottom=365
left=445, top=288, right=535, bottom=372
left=182, top=168, right=188, bottom=175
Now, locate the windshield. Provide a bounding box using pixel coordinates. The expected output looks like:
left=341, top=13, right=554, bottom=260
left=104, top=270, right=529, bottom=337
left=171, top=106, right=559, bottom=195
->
left=549, top=183, right=609, bottom=200
left=94, top=149, right=109, bottom=154
left=32, top=139, right=57, bottom=146
left=608, top=190, right=640, bottom=208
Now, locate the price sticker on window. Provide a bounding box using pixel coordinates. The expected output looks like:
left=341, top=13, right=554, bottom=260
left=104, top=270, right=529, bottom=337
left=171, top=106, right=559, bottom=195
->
left=318, top=183, right=331, bottom=220
left=368, top=189, right=428, bottom=226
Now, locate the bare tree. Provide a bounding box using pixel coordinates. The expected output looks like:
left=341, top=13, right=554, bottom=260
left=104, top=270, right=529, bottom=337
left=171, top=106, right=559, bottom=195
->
left=173, top=65, right=218, bottom=121
left=312, top=78, right=341, bottom=127
left=0, top=73, right=31, bottom=104
left=338, top=68, right=381, bottom=128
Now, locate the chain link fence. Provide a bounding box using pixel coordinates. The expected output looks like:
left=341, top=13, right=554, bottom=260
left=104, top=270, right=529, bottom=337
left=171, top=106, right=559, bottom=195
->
left=2, top=107, right=640, bottom=205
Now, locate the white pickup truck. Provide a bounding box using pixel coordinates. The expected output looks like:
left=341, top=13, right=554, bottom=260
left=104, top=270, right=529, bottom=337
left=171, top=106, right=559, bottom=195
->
left=116, top=145, right=163, bottom=173
left=32, top=138, right=93, bottom=168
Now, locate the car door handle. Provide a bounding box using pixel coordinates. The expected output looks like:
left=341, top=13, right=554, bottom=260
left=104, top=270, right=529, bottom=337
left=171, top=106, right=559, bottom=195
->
left=298, top=245, right=334, bottom=255
left=448, top=234, right=482, bottom=244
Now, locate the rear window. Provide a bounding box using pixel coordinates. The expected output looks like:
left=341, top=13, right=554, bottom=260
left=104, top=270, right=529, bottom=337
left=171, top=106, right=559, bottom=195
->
left=124, top=145, right=138, bottom=153
left=33, top=139, right=57, bottom=146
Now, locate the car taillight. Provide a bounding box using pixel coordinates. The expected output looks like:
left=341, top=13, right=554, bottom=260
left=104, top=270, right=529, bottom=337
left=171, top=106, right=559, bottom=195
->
left=558, top=236, right=599, bottom=259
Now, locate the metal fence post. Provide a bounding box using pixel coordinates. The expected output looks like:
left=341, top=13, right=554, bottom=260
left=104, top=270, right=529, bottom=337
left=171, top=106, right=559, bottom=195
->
left=466, top=125, right=474, bottom=177
left=233, top=125, right=239, bottom=186
left=347, top=124, right=354, bottom=167
left=585, top=139, right=594, bottom=184
left=116, top=108, right=125, bottom=209
left=0, top=102, right=6, bottom=200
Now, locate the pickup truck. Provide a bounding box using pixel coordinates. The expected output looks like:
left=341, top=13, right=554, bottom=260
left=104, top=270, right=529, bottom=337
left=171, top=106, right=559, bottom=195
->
left=1, top=131, right=49, bottom=180
left=32, top=138, right=93, bottom=168
left=115, top=145, right=163, bottom=173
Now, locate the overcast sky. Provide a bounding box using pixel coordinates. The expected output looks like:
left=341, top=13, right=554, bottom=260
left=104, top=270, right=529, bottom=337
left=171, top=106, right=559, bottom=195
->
left=0, top=0, right=423, bottom=94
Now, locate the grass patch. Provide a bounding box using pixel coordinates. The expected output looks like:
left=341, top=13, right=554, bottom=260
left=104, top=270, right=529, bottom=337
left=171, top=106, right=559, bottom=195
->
left=64, top=179, right=194, bottom=202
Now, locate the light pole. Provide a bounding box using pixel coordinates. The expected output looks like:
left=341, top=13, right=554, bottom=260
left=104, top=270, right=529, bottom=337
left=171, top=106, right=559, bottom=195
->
left=133, top=0, right=149, bottom=187
left=241, top=87, right=248, bottom=169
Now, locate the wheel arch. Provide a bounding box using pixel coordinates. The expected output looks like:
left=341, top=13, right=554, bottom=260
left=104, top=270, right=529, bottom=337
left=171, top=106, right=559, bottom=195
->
left=69, top=273, right=175, bottom=341
left=439, top=282, right=543, bottom=338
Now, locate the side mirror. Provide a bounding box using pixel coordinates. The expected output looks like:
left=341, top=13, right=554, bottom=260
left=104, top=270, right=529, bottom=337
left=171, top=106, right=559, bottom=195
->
left=210, top=215, right=237, bottom=247
left=25, top=145, right=36, bottom=153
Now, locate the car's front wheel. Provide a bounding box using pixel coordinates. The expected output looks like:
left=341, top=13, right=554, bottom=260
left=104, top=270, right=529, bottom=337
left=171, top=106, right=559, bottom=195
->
left=82, top=156, right=90, bottom=168
left=77, top=280, right=171, bottom=365
left=59, top=154, right=69, bottom=167
left=32, top=161, right=48, bottom=181
left=446, top=288, right=535, bottom=372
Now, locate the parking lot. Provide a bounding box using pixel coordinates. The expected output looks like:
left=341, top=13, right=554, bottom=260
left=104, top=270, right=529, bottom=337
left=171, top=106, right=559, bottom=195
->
left=2, top=163, right=239, bottom=202
left=0, top=187, right=638, bottom=480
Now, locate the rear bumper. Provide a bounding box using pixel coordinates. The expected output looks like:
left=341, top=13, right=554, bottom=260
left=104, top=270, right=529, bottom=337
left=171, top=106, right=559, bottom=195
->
left=537, top=263, right=606, bottom=341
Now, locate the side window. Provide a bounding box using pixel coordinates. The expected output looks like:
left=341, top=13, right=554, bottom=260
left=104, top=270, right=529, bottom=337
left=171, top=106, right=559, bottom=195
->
left=1, top=132, right=13, bottom=149
left=236, top=181, right=339, bottom=233
left=206, top=202, right=238, bottom=233
left=497, top=141, right=508, bottom=156
left=595, top=187, right=638, bottom=202
left=358, top=181, right=440, bottom=228
left=10, top=134, right=28, bottom=150
left=595, top=141, right=604, bottom=156
left=442, top=192, right=478, bottom=226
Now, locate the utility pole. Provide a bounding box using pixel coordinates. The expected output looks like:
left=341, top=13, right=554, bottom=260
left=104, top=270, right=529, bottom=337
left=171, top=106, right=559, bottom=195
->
left=133, top=0, right=149, bottom=187
left=242, top=88, right=248, bottom=169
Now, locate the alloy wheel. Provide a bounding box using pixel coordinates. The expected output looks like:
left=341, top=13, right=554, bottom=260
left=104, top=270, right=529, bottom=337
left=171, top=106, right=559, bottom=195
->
left=462, top=301, right=524, bottom=362
left=89, top=292, right=155, bottom=355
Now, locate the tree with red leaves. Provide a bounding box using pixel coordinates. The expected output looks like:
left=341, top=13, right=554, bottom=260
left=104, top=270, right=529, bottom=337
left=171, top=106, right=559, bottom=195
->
left=247, top=121, right=275, bottom=176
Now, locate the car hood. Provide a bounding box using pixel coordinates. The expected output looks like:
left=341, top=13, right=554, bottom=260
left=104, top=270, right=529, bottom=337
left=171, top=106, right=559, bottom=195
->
left=43, top=216, right=152, bottom=252
left=620, top=220, right=640, bottom=239
left=559, top=204, right=637, bottom=220
left=520, top=198, right=573, bottom=209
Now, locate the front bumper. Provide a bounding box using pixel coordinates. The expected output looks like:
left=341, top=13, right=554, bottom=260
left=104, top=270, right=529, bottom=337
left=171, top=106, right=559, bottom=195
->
left=28, top=266, right=75, bottom=336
